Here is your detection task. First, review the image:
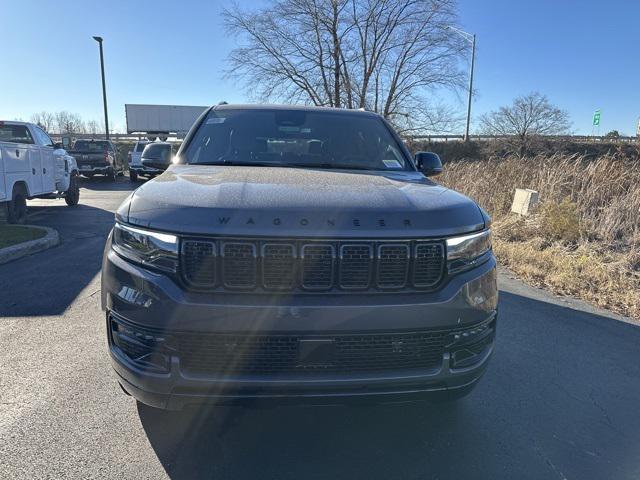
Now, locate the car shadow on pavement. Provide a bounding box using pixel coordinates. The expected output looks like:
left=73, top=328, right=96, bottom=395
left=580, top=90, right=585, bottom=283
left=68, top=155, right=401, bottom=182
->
left=0, top=202, right=116, bottom=317
left=76, top=175, right=139, bottom=192
left=138, top=291, right=640, bottom=480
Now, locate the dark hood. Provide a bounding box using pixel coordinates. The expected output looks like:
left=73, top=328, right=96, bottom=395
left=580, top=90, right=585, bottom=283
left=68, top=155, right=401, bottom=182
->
left=122, top=165, right=485, bottom=238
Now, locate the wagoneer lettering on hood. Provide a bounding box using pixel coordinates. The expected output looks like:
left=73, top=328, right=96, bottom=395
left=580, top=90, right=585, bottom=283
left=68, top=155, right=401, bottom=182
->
left=122, top=165, right=486, bottom=237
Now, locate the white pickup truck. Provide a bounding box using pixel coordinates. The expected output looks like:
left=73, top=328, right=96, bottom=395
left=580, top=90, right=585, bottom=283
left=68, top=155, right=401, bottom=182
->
left=0, top=121, right=80, bottom=223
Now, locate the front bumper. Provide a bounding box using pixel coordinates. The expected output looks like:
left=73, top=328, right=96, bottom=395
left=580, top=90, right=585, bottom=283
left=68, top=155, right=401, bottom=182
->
left=102, top=247, right=498, bottom=410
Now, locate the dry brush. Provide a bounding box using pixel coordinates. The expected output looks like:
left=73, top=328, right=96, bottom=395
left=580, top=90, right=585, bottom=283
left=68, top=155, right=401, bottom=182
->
left=438, top=153, right=640, bottom=318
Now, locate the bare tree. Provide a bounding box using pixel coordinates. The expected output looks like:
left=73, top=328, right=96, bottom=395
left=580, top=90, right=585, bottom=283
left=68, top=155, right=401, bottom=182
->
left=86, top=119, right=99, bottom=135
left=55, top=111, right=86, bottom=134
left=479, top=92, right=571, bottom=153
left=224, top=0, right=466, bottom=133
left=30, top=111, right=56, bottom=132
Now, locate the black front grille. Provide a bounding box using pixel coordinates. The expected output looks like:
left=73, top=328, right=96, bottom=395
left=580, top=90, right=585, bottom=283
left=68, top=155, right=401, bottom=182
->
left=377, top=244, right=410, bottom=288
left=110, top=314, right=496, bottom=378
left=222, top=242, right=256, bottom=288
left=413, top=243, right=444, bottom=287
left=181, top=238, right=445, bottom=292
left=301, top=244, right=334, bottom=289
left=182, top=241, right=216, bottom=286
left=179, top=330, right=447, bottom=375
left=339, top=244, right=372, bottom=289
left=262, top=244, right=296, bottom=289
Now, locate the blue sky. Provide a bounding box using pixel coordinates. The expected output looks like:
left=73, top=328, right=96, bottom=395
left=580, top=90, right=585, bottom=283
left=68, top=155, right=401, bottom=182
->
left=1, top=0, right=638, bottom=135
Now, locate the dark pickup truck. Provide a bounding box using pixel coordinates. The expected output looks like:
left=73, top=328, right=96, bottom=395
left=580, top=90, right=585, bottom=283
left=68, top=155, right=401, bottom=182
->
left=102, top=104, right=497, bottom=410
left=70, top=139, right=123, bottom=180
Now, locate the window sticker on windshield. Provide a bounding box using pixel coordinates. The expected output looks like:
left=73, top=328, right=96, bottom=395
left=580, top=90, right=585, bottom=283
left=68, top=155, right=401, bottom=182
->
left=206, top=118, right=225, bottom=124
left=383, top=159, right=402, bottom=169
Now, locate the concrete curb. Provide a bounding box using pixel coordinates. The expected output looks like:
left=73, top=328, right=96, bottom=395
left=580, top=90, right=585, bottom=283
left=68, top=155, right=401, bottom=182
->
left=0, top=225, right=60, bottom=265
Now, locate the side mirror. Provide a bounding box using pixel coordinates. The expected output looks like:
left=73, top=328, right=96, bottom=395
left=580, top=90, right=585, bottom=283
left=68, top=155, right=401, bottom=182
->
left=53, top=143, right=63, bottom=150
left=142, top=157, right=171, bottom=171
left=415, top=151, right=443, bottom=176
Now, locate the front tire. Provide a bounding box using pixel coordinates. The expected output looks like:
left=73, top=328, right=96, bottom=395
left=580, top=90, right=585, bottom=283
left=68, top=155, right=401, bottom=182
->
left=64, top=175, right=80, bottom=206
left=7, top=185, right=27, bottom=224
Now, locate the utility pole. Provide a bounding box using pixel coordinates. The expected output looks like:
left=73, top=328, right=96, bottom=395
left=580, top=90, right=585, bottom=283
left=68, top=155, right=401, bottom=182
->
left=92, top=36, right=110, bottom=140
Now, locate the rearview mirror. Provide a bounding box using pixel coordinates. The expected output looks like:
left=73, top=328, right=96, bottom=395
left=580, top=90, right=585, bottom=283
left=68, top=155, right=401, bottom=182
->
left=415, top=151, right=443, bottom=177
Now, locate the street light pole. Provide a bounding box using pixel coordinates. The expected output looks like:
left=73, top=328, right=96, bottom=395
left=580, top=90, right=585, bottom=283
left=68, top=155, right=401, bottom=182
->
left=92, top=36, right=109, bottom=140
left=465, top=34, right=476, bottom=142
left=446, top=26, right=476, bottom=142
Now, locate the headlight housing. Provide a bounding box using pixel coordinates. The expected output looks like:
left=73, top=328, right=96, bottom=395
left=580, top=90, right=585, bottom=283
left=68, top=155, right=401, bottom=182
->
left=446, top=229, right=492, bottom=273
left=112, top=223, right=178, bottom=273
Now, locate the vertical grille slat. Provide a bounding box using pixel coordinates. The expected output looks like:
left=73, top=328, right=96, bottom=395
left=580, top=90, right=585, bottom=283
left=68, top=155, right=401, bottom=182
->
left=413, top=243, right=445, bottom=287
left=339, top=244, right=372, bottom=289
left=222, top=242, right=257, bottom=288
left=262, top=243, right=296, bottom=289
left=301, top=244, right=335, bottom=290
left=377, top=244, right=410, bottom=288
left=182, top=240, right=217, bottom=286
left=181, top=238, right=445, bottom=292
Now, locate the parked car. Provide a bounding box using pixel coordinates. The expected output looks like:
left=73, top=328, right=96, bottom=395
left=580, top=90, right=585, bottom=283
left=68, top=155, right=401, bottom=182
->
left=129, top=142, right=171, bottom=182
left=127, top=140, right=149, bottom=178
left=70, top=139, right=122, bottom=180
left=102, top=104, right=497, bottom=410
left=0, top=121, right=80, bottom=223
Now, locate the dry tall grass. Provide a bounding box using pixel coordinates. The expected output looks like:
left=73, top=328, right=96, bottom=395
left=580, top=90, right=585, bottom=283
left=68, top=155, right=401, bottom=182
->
left=438, top=153, right=640, bottom=318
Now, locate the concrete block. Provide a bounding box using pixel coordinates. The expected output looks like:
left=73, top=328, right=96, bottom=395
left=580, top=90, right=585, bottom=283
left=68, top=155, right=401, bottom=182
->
left=511, top=189, right=539, bottom=216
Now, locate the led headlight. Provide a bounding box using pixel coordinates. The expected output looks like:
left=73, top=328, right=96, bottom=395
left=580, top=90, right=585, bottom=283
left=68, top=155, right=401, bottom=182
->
left=446, top=229, right=492, bottom=273
left=112, top=223, right=178, bottom=273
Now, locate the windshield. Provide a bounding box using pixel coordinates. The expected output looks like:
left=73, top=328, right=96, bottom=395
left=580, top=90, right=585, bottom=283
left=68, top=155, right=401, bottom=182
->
left=142, top=143, right=171, bottom=160
left=184, top=109, right=410, bottom=171
left=74, top=140, right=110, bottom=152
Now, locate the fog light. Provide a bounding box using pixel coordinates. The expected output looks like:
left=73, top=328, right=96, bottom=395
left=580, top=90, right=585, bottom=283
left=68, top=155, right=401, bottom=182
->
left=110, top=316, right=172, bottom=373
left=448, top=318, right=496, bottom=368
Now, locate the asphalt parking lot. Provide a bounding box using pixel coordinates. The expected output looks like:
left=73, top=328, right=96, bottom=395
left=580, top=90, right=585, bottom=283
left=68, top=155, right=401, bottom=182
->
left=0, top=176, right=639, bottom=480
